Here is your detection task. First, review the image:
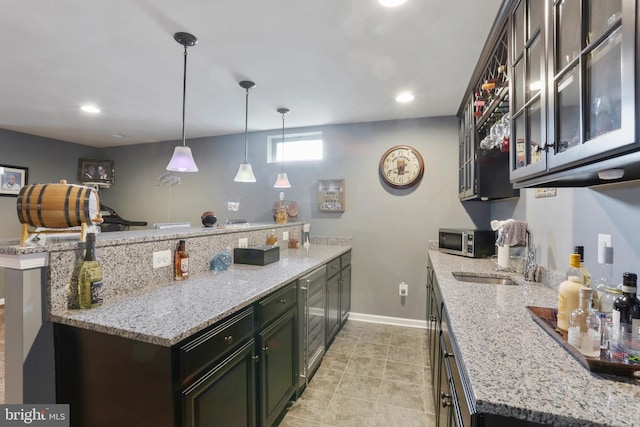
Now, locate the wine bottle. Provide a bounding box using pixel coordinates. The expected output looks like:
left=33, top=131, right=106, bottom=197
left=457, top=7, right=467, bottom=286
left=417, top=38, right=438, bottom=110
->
left=78, top=232, right=104, bottom=309
left=174, top=240, right=189, bottom=280
left=612, top=272, right=640, bottom=337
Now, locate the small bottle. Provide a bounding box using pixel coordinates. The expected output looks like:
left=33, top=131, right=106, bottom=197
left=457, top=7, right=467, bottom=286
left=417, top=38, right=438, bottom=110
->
left=557, top=275, right=586, bottom=331
left=612, top=272, right=640, bottom=337
left=574, top=246, right=592, bottom=287
left=266, top=229, right=278, bottom=246
left=174, top=240, right=189, bottom=280
left=566, top=253, right=583, bottom=283
left=78, top=232, right=104, bottom=309
left=568, top=287, right=601, bottom=357
left=594, top=246, right=614, bottom=311
left=275, top=192, right=288, bottom=224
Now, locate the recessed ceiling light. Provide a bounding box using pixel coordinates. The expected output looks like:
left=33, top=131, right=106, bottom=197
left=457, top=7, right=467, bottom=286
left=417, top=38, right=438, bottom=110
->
left=379, top=0, right=408, bottom=7
left=396, top=92, right=415, bottom=103
left=81, top=105, right=101, bottom=113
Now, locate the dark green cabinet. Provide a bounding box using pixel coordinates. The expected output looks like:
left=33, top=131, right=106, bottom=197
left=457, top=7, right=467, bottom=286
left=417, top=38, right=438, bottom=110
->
left=339, top=264, right=351, bottom=325
left=325, top=272, right=341, bottom=344
left=256, top=283, right=297, bottom=427
left=182, top=340, right=257, bottom=427
left=326, top=251, right=352, bottom=345
left=55, top=282, right=298, bottom=427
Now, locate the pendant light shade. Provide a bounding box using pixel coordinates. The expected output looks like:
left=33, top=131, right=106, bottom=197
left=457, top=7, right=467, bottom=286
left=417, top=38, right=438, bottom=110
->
left=273, top=108, right=291, bottom=188
left=167, top=32, right=199, bottom=172
left=234, top=80, right=257, bottom=182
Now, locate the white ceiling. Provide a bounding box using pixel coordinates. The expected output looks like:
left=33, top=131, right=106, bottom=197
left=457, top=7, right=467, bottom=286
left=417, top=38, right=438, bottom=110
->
left=0, top=0, right=503, bottom=148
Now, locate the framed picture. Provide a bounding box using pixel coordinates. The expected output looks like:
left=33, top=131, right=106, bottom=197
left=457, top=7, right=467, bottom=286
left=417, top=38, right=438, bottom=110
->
left=0, top=164, right=28, bottom=197
left=77, top=158, right=115, bottom=186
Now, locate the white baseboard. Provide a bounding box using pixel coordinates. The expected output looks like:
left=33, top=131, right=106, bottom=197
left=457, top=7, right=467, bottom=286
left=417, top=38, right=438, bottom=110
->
left=348, top=312, right=427, bottom=329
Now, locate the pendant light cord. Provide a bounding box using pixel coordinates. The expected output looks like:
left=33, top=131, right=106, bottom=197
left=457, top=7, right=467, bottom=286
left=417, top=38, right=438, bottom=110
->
left=281, top=112, right=286, bottom=173
left=181, top=45, right=188, bottom=147
left=244, top=89, right=249, bottom=162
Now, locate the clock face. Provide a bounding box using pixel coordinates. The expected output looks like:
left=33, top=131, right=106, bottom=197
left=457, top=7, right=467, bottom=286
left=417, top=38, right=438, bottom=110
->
left=379, top=145, right=424, bottom=189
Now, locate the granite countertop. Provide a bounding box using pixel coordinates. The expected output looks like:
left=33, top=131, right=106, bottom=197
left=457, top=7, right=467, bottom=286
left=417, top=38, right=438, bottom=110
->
left=0, top=221, right=303, bottom=255
left=428, top=250, right=640, bottom=427
left=51, top=244, right=350, bottom=347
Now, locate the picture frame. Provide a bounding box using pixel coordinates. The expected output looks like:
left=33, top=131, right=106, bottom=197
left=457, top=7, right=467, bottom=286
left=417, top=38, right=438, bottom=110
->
left=77, top=158, right=115, bottom=187
left=0, top=164, right=28, bottom=197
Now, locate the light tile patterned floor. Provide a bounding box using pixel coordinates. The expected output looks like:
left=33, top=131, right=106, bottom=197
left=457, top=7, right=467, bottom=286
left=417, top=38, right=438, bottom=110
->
left=279, top=320, right=436, bottom=427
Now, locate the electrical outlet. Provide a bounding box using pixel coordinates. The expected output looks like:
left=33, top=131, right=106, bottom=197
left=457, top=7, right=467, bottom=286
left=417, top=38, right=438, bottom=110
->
left=399, top=282, right=408, bottom=296
left=152, top=250, right=171, bottom=269
left=238, top=237, right=248, bottom=248
left=597, top=234, right=612, bottom=263
left=283, top=231, right=289, bottom=241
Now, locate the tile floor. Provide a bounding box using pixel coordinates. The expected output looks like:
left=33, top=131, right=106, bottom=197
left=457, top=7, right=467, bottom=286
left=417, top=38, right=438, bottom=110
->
left=279, top=320, right=436, bottom=427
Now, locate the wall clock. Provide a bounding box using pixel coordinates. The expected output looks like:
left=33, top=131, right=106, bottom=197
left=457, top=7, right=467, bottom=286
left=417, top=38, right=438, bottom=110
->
left=379, top=145, right=425, bottom=189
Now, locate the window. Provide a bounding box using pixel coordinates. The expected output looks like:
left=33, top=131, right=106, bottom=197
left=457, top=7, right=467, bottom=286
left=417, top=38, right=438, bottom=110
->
left=267, top=131, right=323, bottom=163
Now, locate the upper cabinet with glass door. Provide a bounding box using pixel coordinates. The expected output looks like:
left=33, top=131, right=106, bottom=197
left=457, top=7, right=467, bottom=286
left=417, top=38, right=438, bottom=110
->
left=548, top=0, right=636, bottom=168
left=510, top=0, right=547, bottom=181
left=510, top=0, right=639, bottom=186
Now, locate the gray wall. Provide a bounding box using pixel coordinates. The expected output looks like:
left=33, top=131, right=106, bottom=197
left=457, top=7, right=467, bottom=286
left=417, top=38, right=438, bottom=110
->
left=0, top=129, right=101, bottom=239
left=3, top=121, right=640, bottom=319
left=491, top=183, right=640, bottom=285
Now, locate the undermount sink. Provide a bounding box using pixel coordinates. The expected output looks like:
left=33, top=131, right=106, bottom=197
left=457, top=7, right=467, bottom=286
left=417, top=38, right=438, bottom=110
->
left=451, top=272, right=517, bottom=286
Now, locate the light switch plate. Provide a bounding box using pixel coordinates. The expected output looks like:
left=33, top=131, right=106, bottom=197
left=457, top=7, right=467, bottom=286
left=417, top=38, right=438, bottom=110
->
left=283, top=231, right=289, bottom=241
left=597, top=234, right=612, bottom=263
left=153, top=250, right=171, bottom=269
left=238, top=237, right=248, bottom=248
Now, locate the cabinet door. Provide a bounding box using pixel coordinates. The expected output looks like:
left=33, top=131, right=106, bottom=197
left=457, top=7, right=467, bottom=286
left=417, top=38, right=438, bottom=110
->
left=437, top=333, right=454, bottom=427
left=258, top=309, right=297, bottom=427
left=546, top=0, right=637, bottom=172
left=510, top=0, right=548, bottom=181
left=459, top=97, right=476, bottom=199
left=339, top=264, right=351, bottom=325
left=325, top=273, right=341, bottom=344
left=182, top=340, right=256, bottom=427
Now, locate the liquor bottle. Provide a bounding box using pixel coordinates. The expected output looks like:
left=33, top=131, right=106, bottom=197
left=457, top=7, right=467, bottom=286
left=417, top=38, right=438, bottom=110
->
left=174, top=240, right=189, bottom=280
left=594, top=246, right=614, bottom=312
left=568, top=287, right=601, bottom=357
left=266, top=229, right=278, bottom=246
left=574, top=246, right=592, bottom=287
left=557, top=276, right=585, bottom=331
left=275, top=192, right=288, bottom=224
left=612, top=272, right=640, bottom=337
left=566, top=253, right=582, bottom=282
left=78, top=232, right=104, bottom=309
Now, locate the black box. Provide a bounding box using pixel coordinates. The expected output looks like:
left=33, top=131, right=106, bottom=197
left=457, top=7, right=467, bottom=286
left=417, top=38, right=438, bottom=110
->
left=234, top=245, right=280, bottom=266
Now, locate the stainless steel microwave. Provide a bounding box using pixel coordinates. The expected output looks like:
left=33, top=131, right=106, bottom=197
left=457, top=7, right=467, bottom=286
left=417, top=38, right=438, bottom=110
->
left=438, top=228, right=496, bottom=258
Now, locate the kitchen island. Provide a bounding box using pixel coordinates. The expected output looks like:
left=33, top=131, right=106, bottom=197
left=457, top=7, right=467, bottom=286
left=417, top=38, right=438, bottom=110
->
left=428, top=250, right=640, bottom=426
left=0, top=222, right=350, bottom=410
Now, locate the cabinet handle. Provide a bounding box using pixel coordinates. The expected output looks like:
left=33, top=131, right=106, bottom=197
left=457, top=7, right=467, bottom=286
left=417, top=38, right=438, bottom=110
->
left=279, top=298, right=287, bottom=304
left=252, top=355, right=260, bottom=363
left=441, top=392, right=452, bottom=408
left=332, top=265, right=339, bottom=270
left=263, top=346, right=269, bottom=353
left=430, top=315, right=437, bottom=321
left=339, top=279, right=344, bottom=284
left=443, top=351, right=454, bottom=359
left=224, top=335, right=233, bottom=344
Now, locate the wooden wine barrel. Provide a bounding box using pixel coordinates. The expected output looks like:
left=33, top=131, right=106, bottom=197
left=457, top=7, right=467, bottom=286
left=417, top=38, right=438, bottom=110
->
left=16, top=180, right=101, bottom=228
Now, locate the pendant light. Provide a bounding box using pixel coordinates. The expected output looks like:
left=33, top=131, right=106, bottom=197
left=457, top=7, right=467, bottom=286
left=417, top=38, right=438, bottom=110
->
left=273, top=108, right=291, bottom=188
left=234, top=80, right=257, bottom=182
left=167, top=32, right=199, bottom=172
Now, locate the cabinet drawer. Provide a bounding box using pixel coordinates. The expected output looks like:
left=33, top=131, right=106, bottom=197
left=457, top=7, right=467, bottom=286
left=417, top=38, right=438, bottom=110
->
left=180, top=307, right=254, bottom=384
left=341, top=251, right=351, bottom=267
left=327, top=257, right=341, bottom=278
left=257, top=282, right=297, bottom=327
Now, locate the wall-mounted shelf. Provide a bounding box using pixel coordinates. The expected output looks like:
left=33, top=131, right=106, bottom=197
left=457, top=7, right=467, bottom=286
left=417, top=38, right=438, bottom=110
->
left=317, top=179, right=345, bottom=212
